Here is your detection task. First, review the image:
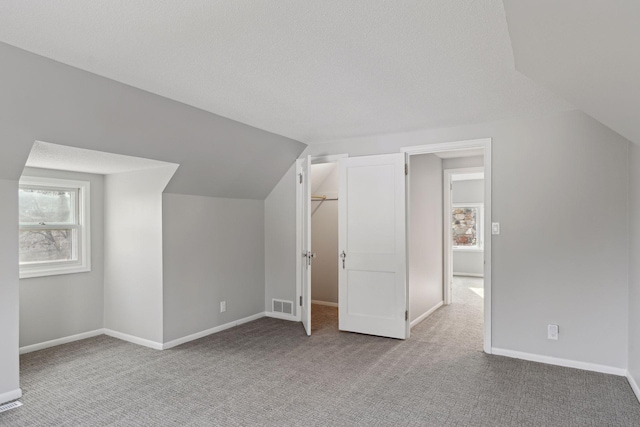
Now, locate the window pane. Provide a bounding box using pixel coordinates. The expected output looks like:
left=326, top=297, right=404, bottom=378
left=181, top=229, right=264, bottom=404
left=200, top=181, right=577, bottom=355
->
left=452, top=207, right=478, bottom=247
left=19, top=229, right=74, bottom=263
left=19, top=188, right=76, bottom=224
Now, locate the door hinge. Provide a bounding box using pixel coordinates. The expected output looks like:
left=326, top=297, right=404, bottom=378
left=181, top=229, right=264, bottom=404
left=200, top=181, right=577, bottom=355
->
left=405, top=310, right=408, bottom=321
left=405, top=164, right=408, bottom=175
left=299, top=173, right=303, bottom=184
left=300, top=296, right=303, bottom=306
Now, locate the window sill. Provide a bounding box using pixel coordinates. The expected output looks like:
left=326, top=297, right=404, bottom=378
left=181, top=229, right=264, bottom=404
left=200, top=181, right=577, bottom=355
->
left=20, top=264, right=91, bottom=279
left=453, top=247, right=484, bottom=253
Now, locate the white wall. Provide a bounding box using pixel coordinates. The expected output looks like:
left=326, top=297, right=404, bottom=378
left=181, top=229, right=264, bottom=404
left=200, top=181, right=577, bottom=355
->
left=629, top=143, right=640, bottom=389
left=104, top=166, right=177, bottom=345
left=19, top=168, right=105, bottom=348
left=409, top=154, right=443, bottom=322
left=162, top=194, right=265, bottom=343
left=0, top=179, right=20, bottom=403
left=452, top=178, right=484, bottom=277
left=264, top=110, right=630, bottom=369
left=310, top=164, right=339, bottom=304
left=265, top=164, right=298, bottom=314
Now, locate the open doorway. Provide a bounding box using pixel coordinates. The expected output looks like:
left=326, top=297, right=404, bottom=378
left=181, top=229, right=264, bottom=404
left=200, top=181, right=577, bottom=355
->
left=404, top=139, right=491, bottom=352
left=444, top=167, right=485, bottom=306
left=309, top=162, right=340, bottom=333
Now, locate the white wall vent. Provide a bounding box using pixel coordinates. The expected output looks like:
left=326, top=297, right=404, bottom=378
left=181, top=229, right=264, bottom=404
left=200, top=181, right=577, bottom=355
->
left=0, top=401, right=22, bottom=413
left=272, top=299, right=293, bottom=315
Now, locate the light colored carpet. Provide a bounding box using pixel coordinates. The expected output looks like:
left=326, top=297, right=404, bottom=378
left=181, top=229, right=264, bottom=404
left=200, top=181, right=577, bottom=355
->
left=2, top=277, right=639, bottom=426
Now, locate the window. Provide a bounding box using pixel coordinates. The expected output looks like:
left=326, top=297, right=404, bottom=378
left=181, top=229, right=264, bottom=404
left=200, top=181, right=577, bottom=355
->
left=19, top=177, right=90, bottom=278
left=451, top=203, right=483, bottom=251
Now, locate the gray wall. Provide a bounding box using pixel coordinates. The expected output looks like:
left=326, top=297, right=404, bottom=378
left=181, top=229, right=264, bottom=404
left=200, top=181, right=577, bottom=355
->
left=0, top=179, right=20, bottom=402
left=409, top=154, right=444, bottom=322
left=452, top=179, right=484, bottom=204
left=0, top=42, right=305, bottom=199
left=310, top=164, right=339, bottom=304
left=452, top=179, right=484, bottom=277
left=162, top=194, right=265, bottom=343
left=629, top=143, right=640, bottom=386
left=19, top=167, right=104, bottom=348
left=104, top=166, right=177, bottom=344
left=264, top=110, right=630, bottom=369
left=442, top=156, right=484, bottom=170
left=0, top=41, right=303, bottom=401
left=265, top=164, right=298, bottom=314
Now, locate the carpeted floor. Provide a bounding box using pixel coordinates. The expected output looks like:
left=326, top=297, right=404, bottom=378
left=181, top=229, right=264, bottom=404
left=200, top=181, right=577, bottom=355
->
left=2, top=277, right=640, bottom=426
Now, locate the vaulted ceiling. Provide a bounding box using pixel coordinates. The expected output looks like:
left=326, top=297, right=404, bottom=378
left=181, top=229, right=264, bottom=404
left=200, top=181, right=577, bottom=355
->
left=0, top=1, right=573, bottom=144
left=503, top=0, right=640, bottom=145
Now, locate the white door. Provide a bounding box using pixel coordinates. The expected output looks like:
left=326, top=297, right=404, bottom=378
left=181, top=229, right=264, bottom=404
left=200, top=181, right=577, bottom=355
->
left=300, top=155, right=312, bottom=335
left=338, top=153, right=407, bottom=339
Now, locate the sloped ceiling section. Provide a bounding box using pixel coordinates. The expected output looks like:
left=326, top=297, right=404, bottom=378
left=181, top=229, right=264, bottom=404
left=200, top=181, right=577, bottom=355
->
left=503, top=0, right=640, bottom=144
left=0, top=1, right=572, bottom=144
left=0, top=43, right=306, bottom=198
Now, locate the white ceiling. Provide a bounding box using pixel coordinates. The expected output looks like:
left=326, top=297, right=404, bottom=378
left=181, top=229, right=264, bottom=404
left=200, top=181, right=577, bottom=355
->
left=25, top=141, right=177, bottom=175
left=0, top=1, right=572, bottom=144
left=504, top=0, right=640, bottom=144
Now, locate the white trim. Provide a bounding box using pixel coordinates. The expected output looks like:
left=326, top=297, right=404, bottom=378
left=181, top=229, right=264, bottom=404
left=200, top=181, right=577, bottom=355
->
left=627, top=372, right=640, bottom=403
left=446, top=168, right=485, bottom=301
left=453, top=272, right=484, bottom=278
left=492, top=347, right=627, bottom=376
left=452, top=172, right=484, bottom=181
left=19, top=329, right=104, bottom=354
left=265, top=311, right=299, bottom=322
left=410, top=301, right=443, bottom=328
left=402, top=139, right=492, bottom=155
left=295, top=159, right=303, bottom=322
left=103, top=329, right=163, bottom=350
left=0, top=389, right=22, bottom=405
left=162, top=312, right=265, bottom=350
left=311, top=300, right=339, bottom=307
left=403, top=138, right=492, bottom=354
left=19, top=176, right=91, bottom=279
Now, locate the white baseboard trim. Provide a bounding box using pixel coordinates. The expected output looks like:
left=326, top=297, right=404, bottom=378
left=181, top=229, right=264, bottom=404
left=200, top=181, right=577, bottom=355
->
left=410, top=301, right=444, bottom=329
left=0, top=389, right=22, bottom=405
left=491, top=347, right=627, bottom=376
left=265, top=311, right=299, bottom=322
left=162, top=312, right=266, bottom=350
left=311, top=300, right=338, bottom=308
left=627, top=371, right=640, bottom=403
left=103, top=329, right=163, bottom=350
left=20, top=329, right=105, bottom=355
left=453, top=272, right=484, bottom=278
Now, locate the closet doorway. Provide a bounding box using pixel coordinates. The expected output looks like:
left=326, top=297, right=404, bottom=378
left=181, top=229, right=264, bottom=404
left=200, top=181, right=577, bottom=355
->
left=309, top=161, right=340, bottom=332
left=296, top=154, right=347, bottom=336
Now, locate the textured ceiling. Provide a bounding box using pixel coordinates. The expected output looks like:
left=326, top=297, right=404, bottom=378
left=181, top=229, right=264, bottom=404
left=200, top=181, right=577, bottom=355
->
left=0, top=1, right=572, bottom=144
left=504, top=0, right=640, bottom=144
left=26, top=141, right=177, bottom=175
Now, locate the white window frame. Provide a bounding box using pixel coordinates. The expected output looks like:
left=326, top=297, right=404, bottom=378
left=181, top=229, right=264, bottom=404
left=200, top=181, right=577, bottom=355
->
left=19, top=176, right=91, bottom=279
left=449, top=203, right=484, bottom=252
left=451, top=202, right=484, bottom=252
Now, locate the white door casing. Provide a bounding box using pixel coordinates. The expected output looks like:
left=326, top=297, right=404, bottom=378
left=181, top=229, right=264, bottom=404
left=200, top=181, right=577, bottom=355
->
left=300, top=155, right=312, bottom=336
left=338, top=153, right=407, bottom=339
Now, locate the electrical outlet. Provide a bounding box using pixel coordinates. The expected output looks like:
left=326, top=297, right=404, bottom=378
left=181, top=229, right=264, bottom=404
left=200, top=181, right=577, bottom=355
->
left=220, top=301, right=226, bottom=313
left=548, top=324, right=559, bottom=340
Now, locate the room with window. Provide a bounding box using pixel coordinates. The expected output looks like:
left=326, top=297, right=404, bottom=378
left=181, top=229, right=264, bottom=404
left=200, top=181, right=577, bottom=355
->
left=0, top=2, right=639, bottom=426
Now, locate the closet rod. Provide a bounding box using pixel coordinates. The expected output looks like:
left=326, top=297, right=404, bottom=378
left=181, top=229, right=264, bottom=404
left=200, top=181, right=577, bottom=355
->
left=311, top=194, right=338, bottom=201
